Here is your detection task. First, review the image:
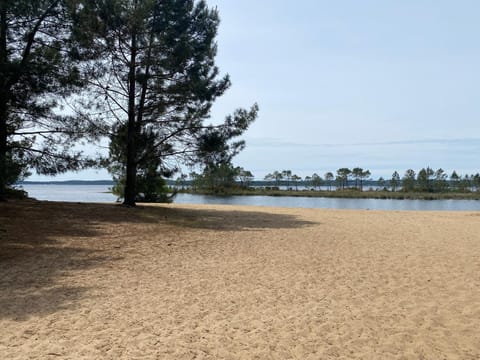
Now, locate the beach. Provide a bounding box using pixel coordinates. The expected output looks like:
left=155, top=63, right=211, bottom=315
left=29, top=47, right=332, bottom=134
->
left=1, top=200, right=479, bottom=359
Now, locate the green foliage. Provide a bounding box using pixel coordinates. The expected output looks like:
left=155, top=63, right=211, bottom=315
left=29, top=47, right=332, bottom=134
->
left=198, top=162, right=238, bottom=193
left=236, top=167, right=254, bottom=188
left=433, top=168, right=449, bottom=193
left=0, top=0, right=102, bottom=199
left=352, top=167, right=363, bottom=189
left=282, top=170, right=292, bottom=188
left=5, top=186, right=28, bottom=199
left=390, top=171, right=400, bottom=191
left=378, top=177, right=386, bottom=190
left=417, top=167, right=434, bottom=192
left=351, top=168, right=371, bottom=190
left=111, top=172, right=173, bottom=203
left=474, top=173, right=480, bottom=191
left=264, top=171, right=283, bottom=187
left=81, top=0, right=257, bottom=205
left=402, top=169, right=416, bottom=192
left=108, top=122, right=174, bottom=203
left=196, top=105, right=258, bottom=170
left=336, top=168, right=351, bottom=189
left=311, top=173, right=323, bottom=190
left=450, top=170, right=460, bottom=191
left=194, top=105, right=257, bottom=193
left=459, top=175, right=472, bottom=192
left=324, top=172, right=334, bottom=191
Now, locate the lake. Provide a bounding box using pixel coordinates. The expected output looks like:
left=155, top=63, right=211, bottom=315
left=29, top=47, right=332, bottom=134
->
left=19, top=184, right=480, bottom=211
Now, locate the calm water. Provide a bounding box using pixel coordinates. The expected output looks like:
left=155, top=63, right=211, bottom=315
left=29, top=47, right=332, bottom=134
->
left=21, top=184, right=118, bottom=203
left=20, top=184, right=480, bottom=211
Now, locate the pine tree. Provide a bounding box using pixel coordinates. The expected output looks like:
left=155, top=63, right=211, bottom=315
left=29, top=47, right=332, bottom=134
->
left=0, top=0, right=101, bottom=200
left=83, top=0, right=256, bottom=206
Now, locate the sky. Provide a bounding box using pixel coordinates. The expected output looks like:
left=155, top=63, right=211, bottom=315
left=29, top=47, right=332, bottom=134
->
left=31, top=0, right=480, bottom=181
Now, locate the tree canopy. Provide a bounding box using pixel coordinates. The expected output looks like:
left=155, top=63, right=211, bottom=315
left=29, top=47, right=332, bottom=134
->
left=76, top=0, right=256, bottom=205
left=0, top=0, right=102, bottom=200
left=0, top=0, right=257, bottom=203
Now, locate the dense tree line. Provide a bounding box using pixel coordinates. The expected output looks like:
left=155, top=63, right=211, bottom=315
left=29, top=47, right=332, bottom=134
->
left=1, top=0, right=257, bottom=205
left=192, top=166, right=480, bottom=194
left=389, top=168, right=480, bottom=193
left=187, top=165, right=255, bottom=193
left=263, top=167, right=372, bottom=191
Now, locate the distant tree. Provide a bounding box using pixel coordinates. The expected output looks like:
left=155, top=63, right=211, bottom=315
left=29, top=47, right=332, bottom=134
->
left=264, top=171, right=283, bottom=187
left=304, top=176, right=312, bottom=189
left=311, top=173, right=323, bottom=190
left=459, top=174, right=472, bottom=193
left=282, top=170, right=292, bottom=188
left=335, top=175, right=343, bottom=190
left=473, top=173, right=480, bottom=192
left=402, top=169, right=416, bottom=192
left=433, top=168, right=449, bottom=193
left=176, top=173, right=188, bottom=190
left=189, top=171, right=201, bottom=191
left=390, top=171, right=400, bottom=191
left=359, top=169, right=371, bottom=191
left=273, top=171, right=283, bottom=187
left=324, top=172, right=334, bottom=191
left=377, top=177, right=386, bottom=190
left=336, top=168, right=351, bottom=190
left=417, top=167, right=434, bottom=192
left=202, top=163, right=238, bottom=191
left=236, top=167, right=254, bottom=188
left=352, top=167, right=363, bottom=189
left=450, top=170, right=460, bottom=191
left=291, top=174, right=301, bottom=191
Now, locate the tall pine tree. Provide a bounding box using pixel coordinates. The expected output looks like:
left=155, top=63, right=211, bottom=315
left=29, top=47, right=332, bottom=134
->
left=83, top=0, right=256, bottom=206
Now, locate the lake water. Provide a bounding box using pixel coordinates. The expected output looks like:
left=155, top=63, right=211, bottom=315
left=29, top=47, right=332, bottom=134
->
left=21, top=184, right=118, bottom=203
left=19, top=184, right=480, bottom=211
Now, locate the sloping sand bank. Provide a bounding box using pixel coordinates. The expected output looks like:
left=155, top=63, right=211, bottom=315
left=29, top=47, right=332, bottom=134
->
left=1, top=200, right=479, bottom=359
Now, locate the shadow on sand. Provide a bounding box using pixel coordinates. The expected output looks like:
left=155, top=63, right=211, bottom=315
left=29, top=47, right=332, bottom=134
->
left=0, top=200, right=317, bottom=320
left=148, top=205, right=318, bottom=231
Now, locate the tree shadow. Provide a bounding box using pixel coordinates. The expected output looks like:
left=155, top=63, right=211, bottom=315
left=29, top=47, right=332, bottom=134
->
left=0, top=200, right=124, bottom=320
left=149, top=205, right=318, bottom=231
left=0, top=200, right=317, bottom=320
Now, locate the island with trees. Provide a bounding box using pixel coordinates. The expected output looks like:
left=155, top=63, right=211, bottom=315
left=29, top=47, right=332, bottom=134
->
left=179, top=166, right=480, bottom=200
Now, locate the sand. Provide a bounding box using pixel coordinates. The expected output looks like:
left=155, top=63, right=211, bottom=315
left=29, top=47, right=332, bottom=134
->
left=0, top=200, right=479, bottom=359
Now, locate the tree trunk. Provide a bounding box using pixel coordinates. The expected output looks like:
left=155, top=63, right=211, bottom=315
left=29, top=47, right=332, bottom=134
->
left=123, top=26, right=138, bottom=207
left=0, top=95, right=7, bottom=202
left=0, top=7, right=8, bottom=201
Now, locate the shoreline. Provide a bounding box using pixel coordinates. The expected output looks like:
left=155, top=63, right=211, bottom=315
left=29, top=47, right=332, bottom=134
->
left=180, top=188, right=480, bottom=200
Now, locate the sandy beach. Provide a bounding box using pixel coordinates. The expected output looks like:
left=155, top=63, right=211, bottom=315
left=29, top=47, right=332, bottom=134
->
left=1, top=200, right=479, bottom=359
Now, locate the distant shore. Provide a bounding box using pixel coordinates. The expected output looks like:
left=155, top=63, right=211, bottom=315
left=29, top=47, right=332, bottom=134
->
left=18, top=180, right=480, bottom=200
left=18, top=180, right=115, bottom=186
left=180, top=188, right=480, bottom=201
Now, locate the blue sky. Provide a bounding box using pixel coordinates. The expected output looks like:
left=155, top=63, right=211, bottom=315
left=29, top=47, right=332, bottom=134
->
left=31, top=0, right=480, bottom=181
